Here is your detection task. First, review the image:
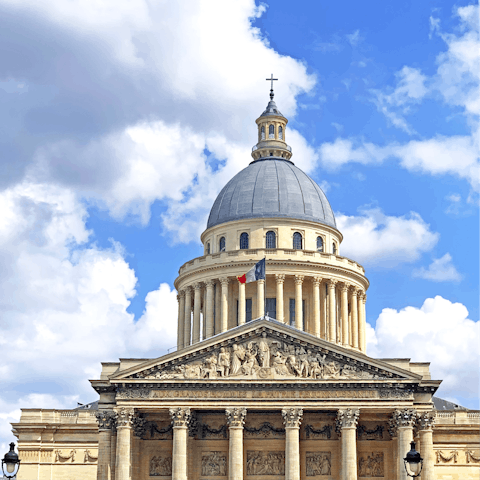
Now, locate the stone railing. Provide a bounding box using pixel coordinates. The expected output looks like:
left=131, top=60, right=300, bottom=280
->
left=435, top=411, right=480, bottom=425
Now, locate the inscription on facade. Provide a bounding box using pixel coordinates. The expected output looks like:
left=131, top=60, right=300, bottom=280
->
left=358, top=452, right=384, bottom=477
left=306, top=452, right=331, bottom=476
left=201, top=452, right=227, bottom=476
left=246, top=451, right=285, bottom=475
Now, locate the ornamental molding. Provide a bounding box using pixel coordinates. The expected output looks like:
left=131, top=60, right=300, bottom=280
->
left=114, top=407, right=134, bottom=428
left=417, top=411, right=436, bottom=430
left=282, top=408, right=303, bottom=428
left=226, top=407, right=246, bottom=427
left=95, top=411, right=116, bottom=431
left=335, top=408, right=360, bottom=432
left=169, top=407, right=191, bottom=427
left=389, top=408, right=417, bottom=435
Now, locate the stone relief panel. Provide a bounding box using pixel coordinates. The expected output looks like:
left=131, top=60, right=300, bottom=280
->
left=466, top=450, right=480, bottom=463
left=131, top=330, right=394, bottom=381
left=149, top=455, right=172, bottom=476
left=54, top=449, right=75, bottom=463
left=201, top=452, right=227, bottom=476
left=358, top=452, right=384, bottom=477
left=306, top=452, right=331, bottom=476
left=436, top=450, right=458, bottom=464
left=246, top=451, right=285, bottom=475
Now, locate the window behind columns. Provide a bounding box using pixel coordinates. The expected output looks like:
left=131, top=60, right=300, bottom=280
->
left=266, top=298, right=277, bottom=319
left=237, top=299, right=253, bottom=323
left=289, top=299, right=306, bottom=329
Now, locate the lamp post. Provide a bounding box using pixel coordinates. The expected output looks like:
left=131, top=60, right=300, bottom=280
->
left=1, top=443, right=20, bottom=479
left=404, top=441, right=423, bottom=478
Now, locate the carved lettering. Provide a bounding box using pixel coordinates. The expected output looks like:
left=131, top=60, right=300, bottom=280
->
left=306, top=452, right=331, bottom=476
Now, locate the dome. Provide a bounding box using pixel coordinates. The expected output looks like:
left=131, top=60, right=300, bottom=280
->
left=207, top=157, right=336, bottom=230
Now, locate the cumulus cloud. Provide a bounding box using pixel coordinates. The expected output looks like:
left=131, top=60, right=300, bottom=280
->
left=368, top=296, right=479, bottom=406
left=412, top=253, right=462, bottom=282
left=337, top=208, right=439, bottom=267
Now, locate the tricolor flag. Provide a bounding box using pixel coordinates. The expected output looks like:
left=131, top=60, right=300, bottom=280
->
left=237, top=258, right=266, bottom=284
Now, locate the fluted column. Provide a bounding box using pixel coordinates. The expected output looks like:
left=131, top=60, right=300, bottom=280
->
left=336, top=409, right=360, bottom=480
left=358, top=291, right=366, bottom=353
left=238, top=280, right=246, bottom=325
left=392, top=409, right=417, bottom=480
left=320, top=280, right=327, bottom=339
left=294, top=275, right=304, bottom=330
left=350, top=287, right=358, bottom=349
left=96, top=411, right=116, bottom=480
left=275, top=274, right=285, bottom=323
left=220, top=277, right=229, bottom=332
left=328, top=280, right=337, bottom=342
left=183, top=287, right=192, bottom=347
left=340, top=284, right=349, bottom=347
left=226, top=408, right=246, bottom=480
left=418, top=412, right=436, bottom=480
left=177, top=292, right=185, bottom=350
left=170, top=408, right=191, bottom=480
left=192, top=283, right=202, bottom=344
left=257, top=278, right=265, bottom=317
left=115, top=408, right=134, bottom=480
left=312, top=276, right=321, bottom=337
left=205, top=280, right=215, bottom=338
left=282, top=408, right=303, bottom=480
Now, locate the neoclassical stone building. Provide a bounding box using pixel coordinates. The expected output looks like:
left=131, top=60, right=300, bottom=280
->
left=12, top=91, right=480, bottom=480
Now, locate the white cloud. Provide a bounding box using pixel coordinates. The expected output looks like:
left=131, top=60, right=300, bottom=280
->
left=368, top=296, right=479, bottom=405
left=337, top=208, right=439, bottom=267
left=346, top=29, right=362, bottom=46
left=413, top=253, right=462, bottom=282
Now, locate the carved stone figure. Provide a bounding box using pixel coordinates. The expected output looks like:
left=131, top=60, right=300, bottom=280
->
left=231, top=344, right=245, bottom=375
left=359, top=452, right=384, bottom=477
left=306, top=452, right=331, bottom=476
left=258, top=332, right=271, bottom=367
left=246, top=451, right=285, bottom=475
left=218, top=348, right=231, bottom=376
left=149, top=455, right=172, bottom=476
left=201, top=452, right=227, bottom=476
left=202, top=354, right=218, bottom=378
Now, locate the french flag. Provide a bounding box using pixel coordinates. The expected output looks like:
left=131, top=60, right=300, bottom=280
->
left=237, top=258, right=266, bottom=284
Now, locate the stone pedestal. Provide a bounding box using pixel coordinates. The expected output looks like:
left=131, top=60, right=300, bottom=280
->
left=170, top=408, right=191, bottom=480
left=226, top=408, right=246, bottom=480
left=336, top=409, right=360, bottom=480
left=114, top=408, right=134, bottom=480
left=282, top=408, right=303, bottom=480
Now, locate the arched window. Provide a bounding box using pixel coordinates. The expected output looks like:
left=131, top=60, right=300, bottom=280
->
left=316, top=236, right=324, bottom=252
left=219, top=237, right=226, bottom=252
left=261, top=126, right=265, bottom=140
left=240, top=232, right=249, bottom=250
left=266, top=231, right=276, bottom=249
left=269, top=124, right=275, bottom=138
left=293, top=232, right=303, bottom=250
left=278, top=125, right=283, bottom=139
left=332, top=242, right=337, bottom=255
left=206, top=242, right=210, bottom=255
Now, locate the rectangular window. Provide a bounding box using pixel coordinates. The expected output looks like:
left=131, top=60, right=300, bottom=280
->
left=265, top=298, right=276, bottom=319
left=289, top=299, right=305, bottom=328
left=238, top=298, right=253, bottom=324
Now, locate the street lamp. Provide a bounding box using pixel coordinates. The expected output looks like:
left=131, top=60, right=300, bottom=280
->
left=2, top=443, right=20, bottom=479
left=404, top=441, right=423, bottom=478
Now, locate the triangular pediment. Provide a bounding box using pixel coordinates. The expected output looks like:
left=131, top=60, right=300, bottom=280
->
left=110, top=319, right=421, bottom=383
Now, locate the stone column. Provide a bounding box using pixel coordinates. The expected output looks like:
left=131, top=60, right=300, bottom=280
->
left=257, top=278, right=265, bottom=317
left=202, top=287, right=207, bottom=340
left=282, top=408, right=303, bottom=480
left=328, top=280, right=337, bottom=342
left=110, top=425, right=117, bottom=480
left=131, top=413, right=147, bottom=480
left=358, top=291, right=366, bottom=353
left=360, top=293, right=367, bottom=352
left=275, top=274, right=285, bottom=323
left=312, top=276, right=321, bottom=337
left=115, top=408, right=134, bottom=480
left=418, top=412, right=436, bottom=480
left=294, top=275, right=304, bottom=330
left=226, top=408, right=246, bottom=480
left=238, top=280, right=246, bottom=325
left=205, top=280, right=215, bottom=338
left=177, top=291, right=185, bottom=350
left=350, top=287, right=359, bottom=349
left=220, top=277, right=229, bottom=332
left=336, top=409, right=360, bottom=480
left=183, top=287, right=192, bottom=347
left=392, top=409, right=417, bottom=480
left=170, top=408, right=191, bottom=480
left=214, top=281, right=221, bottom=335
left=320, top=281, right=327, bottom=339
left=192, top=283, right=202, bottom=344
left=95, top=411, right=116, bottom=480
left=340, top=283, right=349, bottom=347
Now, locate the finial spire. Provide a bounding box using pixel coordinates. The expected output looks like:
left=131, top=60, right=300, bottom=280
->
left=266, top=74, right=278, bottom=100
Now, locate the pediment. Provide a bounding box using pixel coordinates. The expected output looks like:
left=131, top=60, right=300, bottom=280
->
left=111, top=319, right=421, bottom=383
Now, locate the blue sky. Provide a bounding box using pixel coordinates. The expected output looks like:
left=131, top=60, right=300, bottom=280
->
left=0, top=0, right=478, bottom=448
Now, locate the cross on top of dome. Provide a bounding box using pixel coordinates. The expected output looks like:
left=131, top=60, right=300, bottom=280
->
left=266, top=73, right=278, bottom=100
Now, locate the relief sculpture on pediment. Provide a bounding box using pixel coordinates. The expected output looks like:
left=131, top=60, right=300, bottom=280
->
left=136, top=332, right=385, bottom=381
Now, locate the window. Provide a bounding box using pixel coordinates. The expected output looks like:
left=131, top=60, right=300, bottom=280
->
left=293, top=232, right=303, bottom=250
left=266, top=231, right=276, bottom=249
left=206, top=242, right=210, bottom=255
left=332, top=242, right=337, bottom=254
left=246, top=298, right=252, bottom=322
left=261, top=126, right=265, bottom=140
left=289, top=299, right=306, bottom=328
left=240, top=232, right=249, bottom=249
left=269, top=124, right=275, bottom=138
left=316, top=236, right=323, bottom=252
left=219, top=236, right=226, bottom=252
left=278, top=125, right=283, bottom=139
left=266, top=298, right=277, bottom=319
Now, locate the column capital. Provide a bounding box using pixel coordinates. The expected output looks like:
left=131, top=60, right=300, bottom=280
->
left=114, top=407, right=135, bottom=428
left=312, top=276, right=322, bottom=286
left=350, top=286, right=359, bottom=296
left=328, top=279, right=338, bottom=288
left=95, top=410, right=116, bottom=431
left=391, top=408, right=417, bottom=430
left=294, top=275, right=304, bottom=285
left=335, top=408, right=360, bottom=432
left=220, top=276, right=230, bottom=286
left=132, top=412, right=148, bottom=438
left=361, top=292, right=367, bottom=303
left=178, top=290, right=185, bottom=298
left=417, top=411, right=436, bottom=430
left=194, top=282, right=202, bottom=291
left=226, top=408, right=247, bottom=427
left=184, top=285, right=192, bottom=294
left=282, top=408, right=303, bottom=428
left=205, top=279, right=215, bottom=288
left=340, top=282, right=350, bottom=293
left=275, top=273, right=286, bottom=283
left=169, top=407, right=191, bottom=427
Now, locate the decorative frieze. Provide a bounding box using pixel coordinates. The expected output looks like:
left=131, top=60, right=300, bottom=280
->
left=149, top=455, right=172, bottom=476
left=466, top=450, right=480, bottom=463
left=244, top=422, right=285, bottom=438
left=357, top=424, right=385, bottom=440
left=84, top=450, right=98, bottom=463
left=282, top=408, right=303, bottom=428
left=201, top=452, right=227, bottom=476
left=169, top=407, right=191, bottom=427
left=54, top=449, right=76, bottom=462
left=226, top=407, right=247, bottom=427
left=132, top=413, right=148, bottom=438
left=436, top=450, right=458, bottom=463
left=335, top=408, right=360, bottom=433
left=306, top=452, right=331, bottom=476
left=304, top=424, right=332, bottom=439
left=358, top=452, right=384, bottom=477
left=246, top=451, right=285, bottom=475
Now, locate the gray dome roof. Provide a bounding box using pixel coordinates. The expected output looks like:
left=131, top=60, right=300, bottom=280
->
left=260, top=99, right=284, bottom=117
left=207, top=158, right=336, bottom=230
